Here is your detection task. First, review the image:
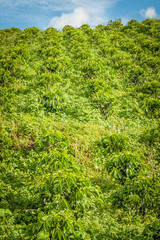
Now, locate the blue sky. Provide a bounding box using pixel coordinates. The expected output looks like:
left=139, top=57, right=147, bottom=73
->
left=0, top=0, right=160, bottom=30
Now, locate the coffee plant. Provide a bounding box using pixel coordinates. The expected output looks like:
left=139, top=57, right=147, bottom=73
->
left=0, top=19, right=160, bottom=239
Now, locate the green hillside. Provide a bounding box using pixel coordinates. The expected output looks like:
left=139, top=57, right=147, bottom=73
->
left=0, top=19, right=160, bottom=239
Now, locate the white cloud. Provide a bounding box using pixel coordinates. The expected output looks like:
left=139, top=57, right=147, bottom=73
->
left=140, top=7, right=158, bottom=19
left=49, top=7, right=90, bottom=28
left=48, top=0, right=120, bottom=28
left=48, top=7, right=107, bottom=29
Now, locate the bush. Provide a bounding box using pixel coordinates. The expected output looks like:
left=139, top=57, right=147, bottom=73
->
left=96, top=133, right=128, bottom=155
left=112, top=174, right=160, bottom=215
left=144, top=97, right=160, bottom=118
left=35, top=130, right=73, bottom=153
left=106, top=151, right=146, bottom=183
left=142, top=220, right=160, bottom=239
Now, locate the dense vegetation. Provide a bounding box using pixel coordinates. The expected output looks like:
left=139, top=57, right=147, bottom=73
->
left=0, top=19, right=160, bottom=239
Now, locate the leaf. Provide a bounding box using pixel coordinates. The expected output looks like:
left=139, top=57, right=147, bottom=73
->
left=0, top=208, right=12, bottom=217
left=37, top=231, right=50, bottom=239
left=42, top=215, right=51, bottom=222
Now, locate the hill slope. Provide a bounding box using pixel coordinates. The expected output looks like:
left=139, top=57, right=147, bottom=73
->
left=0, top=19, right=160, bottom=239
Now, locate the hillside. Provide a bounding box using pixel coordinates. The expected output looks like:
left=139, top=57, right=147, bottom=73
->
left=0, top=19, right=160, bottom=239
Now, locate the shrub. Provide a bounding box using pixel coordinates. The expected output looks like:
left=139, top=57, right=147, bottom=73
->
left=142, top=220, right=160, bottom=239
left=106, top=151, right=146, bottom=183
left=139, top=126, right=160, bottom=146
left=96, top=133, right=128, bottom=155
left=35, top=130, right=73, bottom=153
left=111, top=174, right=160, bottom=215
left=144, top=97, right=160, bottom=118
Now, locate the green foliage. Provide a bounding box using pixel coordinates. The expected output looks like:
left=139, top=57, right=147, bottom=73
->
left=142, top=220, right=160, bottom=239
left=106, top=151, right=146, bottom=183
left=0, top=20, right=160, bottom=239
left=144, top=97, right=160, bottom=118
left=139, top=125, right=160, bottom=146
left=96, top=133, right=128, bottom=155
left=0, top=208, right=12, bottom=217
left=35, top=130, right=73, bottom=152
left=112, top=174, right=160, bottom=216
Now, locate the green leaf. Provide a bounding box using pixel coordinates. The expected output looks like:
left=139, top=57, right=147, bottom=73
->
left=0, top=208, right=12, bottom=217
left=42, top=215, right=51, bottom=222
left=37, top=231, right=50, bottom=239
